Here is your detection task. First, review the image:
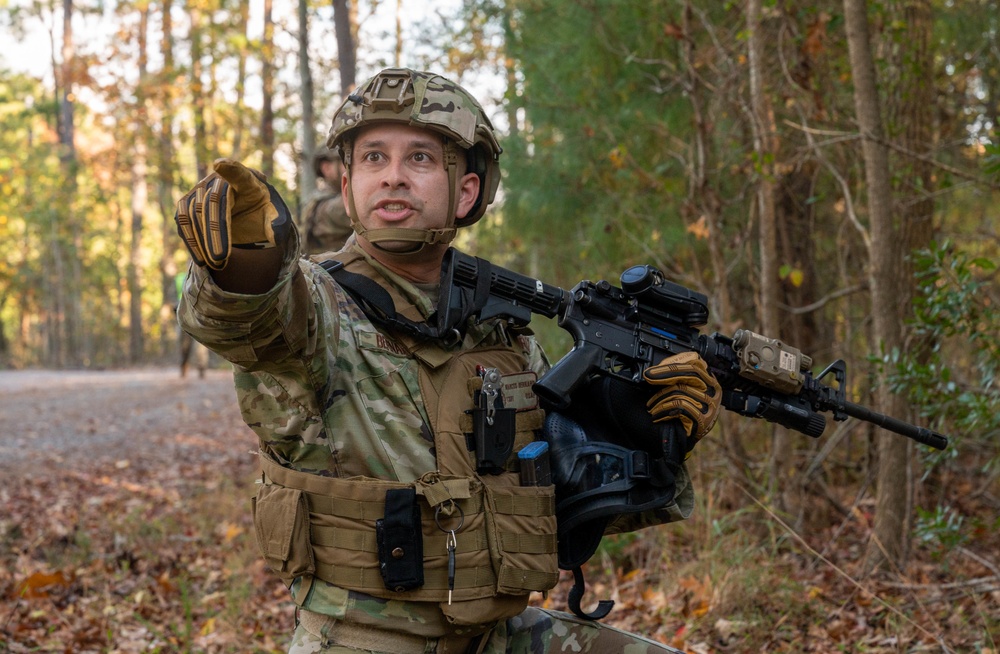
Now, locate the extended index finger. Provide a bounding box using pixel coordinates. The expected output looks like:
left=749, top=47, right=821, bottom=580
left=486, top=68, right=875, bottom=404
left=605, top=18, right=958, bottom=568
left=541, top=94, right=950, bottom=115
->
left=212, top=158, right=266, bottom=194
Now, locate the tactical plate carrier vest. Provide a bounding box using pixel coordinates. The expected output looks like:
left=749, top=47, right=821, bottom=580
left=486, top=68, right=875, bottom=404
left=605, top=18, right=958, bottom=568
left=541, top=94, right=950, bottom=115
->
left=251, top=251, right=559, bottom=628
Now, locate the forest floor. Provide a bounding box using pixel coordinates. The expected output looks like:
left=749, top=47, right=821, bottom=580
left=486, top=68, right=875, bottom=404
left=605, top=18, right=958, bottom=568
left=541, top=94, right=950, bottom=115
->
left=0, top=367, right=997, bottom=653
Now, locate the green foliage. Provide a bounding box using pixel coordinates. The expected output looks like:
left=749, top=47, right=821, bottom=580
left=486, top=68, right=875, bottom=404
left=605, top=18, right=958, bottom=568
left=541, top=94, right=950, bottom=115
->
left=495, top=0, right=747, bottom=289
left=887, top=241, right=1000, bottom=447
left=914, top=504, right=968, bottom=556
left=983, top=142, right=1000, bottom=178
left=593, top=531, right=638, bottom=569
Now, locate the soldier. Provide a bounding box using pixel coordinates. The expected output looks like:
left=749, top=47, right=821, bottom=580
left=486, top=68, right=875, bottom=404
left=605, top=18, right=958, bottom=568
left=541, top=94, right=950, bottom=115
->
left=174, top=68, right=722, bottom=653
left=175, top=271, right=209, bottom=378
left=299, top=146, right=353, bottom=255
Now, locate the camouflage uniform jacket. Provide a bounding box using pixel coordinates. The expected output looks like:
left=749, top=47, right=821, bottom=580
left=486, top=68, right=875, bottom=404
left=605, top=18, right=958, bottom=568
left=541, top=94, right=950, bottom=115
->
left=178, top=233, right=553, bottom=637
left=298, top=189, right=353, bottom=256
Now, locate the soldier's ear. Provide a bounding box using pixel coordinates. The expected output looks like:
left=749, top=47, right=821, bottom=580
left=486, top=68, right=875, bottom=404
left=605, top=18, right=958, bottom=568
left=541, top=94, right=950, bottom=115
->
left=454, top=172, right=480, bottom=220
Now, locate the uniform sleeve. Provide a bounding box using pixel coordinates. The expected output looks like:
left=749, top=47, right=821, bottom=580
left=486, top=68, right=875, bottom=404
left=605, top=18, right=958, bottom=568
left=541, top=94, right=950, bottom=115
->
left=603, top=463, right=694, bottom=534
left=177, top=228, right=338, bottom=369
left=516, top=330, right=551, bottom=378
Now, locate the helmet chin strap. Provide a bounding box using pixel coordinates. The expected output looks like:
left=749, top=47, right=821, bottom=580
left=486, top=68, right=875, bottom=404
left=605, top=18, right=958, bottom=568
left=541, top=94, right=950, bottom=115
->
left=344, top=141, right=462, bottom=256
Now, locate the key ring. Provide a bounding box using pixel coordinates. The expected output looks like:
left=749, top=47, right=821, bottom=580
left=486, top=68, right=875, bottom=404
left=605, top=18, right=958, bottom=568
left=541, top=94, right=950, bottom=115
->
left=433, top=501, right=465, bottom=534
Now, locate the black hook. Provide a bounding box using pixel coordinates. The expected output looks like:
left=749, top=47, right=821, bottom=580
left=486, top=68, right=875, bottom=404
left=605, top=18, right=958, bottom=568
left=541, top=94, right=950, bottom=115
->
left=567, top=566, right=614, bottom=621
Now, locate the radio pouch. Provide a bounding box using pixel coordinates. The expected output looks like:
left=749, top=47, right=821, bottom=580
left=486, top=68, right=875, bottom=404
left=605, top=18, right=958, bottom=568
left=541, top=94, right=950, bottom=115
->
left=472, top=405, right=516, bottom=473
left=376, top=487, right=425, bottom=592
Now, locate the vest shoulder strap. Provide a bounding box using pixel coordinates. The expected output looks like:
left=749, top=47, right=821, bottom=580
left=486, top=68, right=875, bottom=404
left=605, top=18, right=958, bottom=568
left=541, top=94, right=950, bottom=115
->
left=319, top=257, right=443, bottom=342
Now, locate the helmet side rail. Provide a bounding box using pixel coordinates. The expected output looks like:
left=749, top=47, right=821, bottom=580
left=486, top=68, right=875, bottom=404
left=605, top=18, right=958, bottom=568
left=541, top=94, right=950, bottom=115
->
left=439, top=249, right=950, bottom=453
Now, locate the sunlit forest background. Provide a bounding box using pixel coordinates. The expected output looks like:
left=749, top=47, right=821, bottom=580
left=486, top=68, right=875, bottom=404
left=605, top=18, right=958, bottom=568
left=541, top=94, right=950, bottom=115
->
left=1, top=0, right=998, bottom=651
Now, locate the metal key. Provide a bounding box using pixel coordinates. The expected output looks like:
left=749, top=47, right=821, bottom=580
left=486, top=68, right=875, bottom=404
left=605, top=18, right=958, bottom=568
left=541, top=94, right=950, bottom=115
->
left=446, top=530, right=457, bottom=605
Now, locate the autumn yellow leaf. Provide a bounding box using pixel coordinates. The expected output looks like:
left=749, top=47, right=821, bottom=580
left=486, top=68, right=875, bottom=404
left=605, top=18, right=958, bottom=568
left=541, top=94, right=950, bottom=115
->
left=678, top=575, right=712, bottom=617
left=608, top=148, right=625, bottom=169
left=686, top=215, right=710, bottom=240
left=223, top=522, right=244, bottom=543
left=200, top=617, right=216, bottom=636
left=642, top=587, right=668, bottom=611
left=779, top=264, right=805, bottom=287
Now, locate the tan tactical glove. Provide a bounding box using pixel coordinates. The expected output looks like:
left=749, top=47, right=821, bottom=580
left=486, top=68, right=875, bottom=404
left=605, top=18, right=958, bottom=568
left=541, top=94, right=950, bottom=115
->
left=643, top=351, right=722, bottom=451
left=174, top=158, right=289, bottom=270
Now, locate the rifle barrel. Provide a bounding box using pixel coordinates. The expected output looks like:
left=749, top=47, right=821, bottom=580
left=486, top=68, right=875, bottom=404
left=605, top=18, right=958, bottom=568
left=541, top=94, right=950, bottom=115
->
left=841, top=400, right=949, bottom=450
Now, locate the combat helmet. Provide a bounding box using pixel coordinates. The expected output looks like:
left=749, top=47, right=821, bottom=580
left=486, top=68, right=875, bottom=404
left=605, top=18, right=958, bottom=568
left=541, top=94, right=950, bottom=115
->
left=312, top=145, right=339, bottom=179
left=327, top=67, right=502, bottom=253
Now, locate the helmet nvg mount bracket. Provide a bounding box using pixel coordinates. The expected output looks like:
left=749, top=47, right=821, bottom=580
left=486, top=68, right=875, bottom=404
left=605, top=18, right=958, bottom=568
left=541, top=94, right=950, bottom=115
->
left=327, top=68, right=502, bottom=254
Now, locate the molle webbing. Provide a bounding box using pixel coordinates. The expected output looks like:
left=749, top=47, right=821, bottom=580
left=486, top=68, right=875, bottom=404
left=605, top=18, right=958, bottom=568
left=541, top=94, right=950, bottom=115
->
left=258, top=453, right=557, bottom=604
left=258, top=249, right=562, bottom=624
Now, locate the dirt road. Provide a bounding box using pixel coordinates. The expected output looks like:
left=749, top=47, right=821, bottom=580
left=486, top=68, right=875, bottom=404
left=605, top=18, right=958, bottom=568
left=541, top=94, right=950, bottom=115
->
left=0, top=367, right=293, bottom=653
left=0, top=367, right=252, bottom=477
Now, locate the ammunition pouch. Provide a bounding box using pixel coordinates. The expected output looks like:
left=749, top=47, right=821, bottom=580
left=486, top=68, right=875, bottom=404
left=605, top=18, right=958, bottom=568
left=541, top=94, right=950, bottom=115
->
left=251, top=484, right=316, bottom=582
left=253, top=453, right=558, bottom=626
left=376, top=488, right=425, bottom=592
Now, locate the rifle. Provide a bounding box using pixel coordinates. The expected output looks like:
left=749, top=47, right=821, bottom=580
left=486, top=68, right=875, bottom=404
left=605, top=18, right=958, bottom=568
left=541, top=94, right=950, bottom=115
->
left=439, top=249, right=949, bottom=452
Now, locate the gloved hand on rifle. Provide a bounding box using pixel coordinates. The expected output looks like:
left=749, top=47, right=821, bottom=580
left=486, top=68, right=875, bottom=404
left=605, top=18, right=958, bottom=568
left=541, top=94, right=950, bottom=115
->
left=644, top=351, right=722, bottom=454
left=174, top=158, right=291, bottom=270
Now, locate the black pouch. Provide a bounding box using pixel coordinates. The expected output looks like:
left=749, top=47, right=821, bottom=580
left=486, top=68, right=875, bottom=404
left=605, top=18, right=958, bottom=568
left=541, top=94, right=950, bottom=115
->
left=376, top=487, right=425, bottom=592
left=472, top=406, right=517, bottom=473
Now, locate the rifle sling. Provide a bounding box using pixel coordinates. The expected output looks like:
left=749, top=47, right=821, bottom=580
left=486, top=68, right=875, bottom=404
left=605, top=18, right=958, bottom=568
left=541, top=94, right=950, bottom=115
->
left=320, top=259, right=446, bottom=341
left=320, top=255, right=494, bottom=344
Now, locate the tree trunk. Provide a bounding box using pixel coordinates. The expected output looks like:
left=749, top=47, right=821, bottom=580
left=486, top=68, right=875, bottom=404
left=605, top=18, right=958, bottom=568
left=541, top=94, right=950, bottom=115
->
left=395, top=0, right=403, bottom=66
left=299, top=0, right=317, bottom=208
left=158, top=0, right=180, bottom=357
left=748, top=0, right=796, bottom=518
left=681, top=1, right=748, bottom=477
left=129, top=5, right=150, bottom=363
left=747, top=0, right=780, bottom=342
left=843, top=0, right=910, bottom=573
left=57, top=0, right=84, bottom=367
left=261, top=0, right=275, bottom=179
left=889, top=0, right=936, bottom=293
left=501, top=6, right=520, bottom=142
left=189, top=2, right=209, bottom=181
left=333, top=0, right=357, bottom=97
left=232, top=1, right=250, bottom=159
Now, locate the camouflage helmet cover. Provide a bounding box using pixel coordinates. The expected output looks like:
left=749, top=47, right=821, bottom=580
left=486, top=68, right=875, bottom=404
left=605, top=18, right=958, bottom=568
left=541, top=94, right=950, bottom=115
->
left=327, top=68, right=501, bottom=227
left=312, top=145, right=339, bottom=178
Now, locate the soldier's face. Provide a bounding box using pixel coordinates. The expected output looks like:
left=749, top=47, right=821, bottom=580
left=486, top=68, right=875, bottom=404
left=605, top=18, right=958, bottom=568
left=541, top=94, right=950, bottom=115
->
left=344, top=123, right=479, bottom=255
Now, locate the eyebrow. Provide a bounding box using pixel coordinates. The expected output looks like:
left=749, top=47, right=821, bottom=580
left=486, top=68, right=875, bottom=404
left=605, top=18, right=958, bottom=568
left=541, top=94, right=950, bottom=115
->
left=356, top=137, right=443, bottom=152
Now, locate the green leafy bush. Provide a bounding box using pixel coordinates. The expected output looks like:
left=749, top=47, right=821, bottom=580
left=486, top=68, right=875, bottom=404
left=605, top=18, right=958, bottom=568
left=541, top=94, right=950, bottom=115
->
left=888, top=241, right=999, bottom=451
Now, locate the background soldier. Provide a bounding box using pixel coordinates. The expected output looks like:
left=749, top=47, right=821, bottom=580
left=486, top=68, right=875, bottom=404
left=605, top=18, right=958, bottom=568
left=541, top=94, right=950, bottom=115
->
left=298, top=146, right=353, bottom=255
left=175, top=68, right=721, bottom=653
left=174, top=271, right=209, bottom=378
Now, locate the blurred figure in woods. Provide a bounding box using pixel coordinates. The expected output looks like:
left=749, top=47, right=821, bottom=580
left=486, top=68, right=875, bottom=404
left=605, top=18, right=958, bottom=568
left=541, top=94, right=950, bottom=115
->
left=298, top=146, right=353, bottom=255
left=175, top=272, right=209, bottom=378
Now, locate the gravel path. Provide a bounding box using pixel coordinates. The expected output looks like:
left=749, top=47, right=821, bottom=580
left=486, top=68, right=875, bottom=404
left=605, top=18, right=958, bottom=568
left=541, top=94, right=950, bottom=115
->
left=0, top=367, right=252, bottom=476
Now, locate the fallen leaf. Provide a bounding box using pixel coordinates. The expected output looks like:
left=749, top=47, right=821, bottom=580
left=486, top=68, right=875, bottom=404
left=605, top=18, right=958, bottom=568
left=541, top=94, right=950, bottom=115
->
left=14, top=570, right=72, bottom=599
left=200, top=616, right=216, bottom=636
left=222, top=522, right=244, bottom=543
